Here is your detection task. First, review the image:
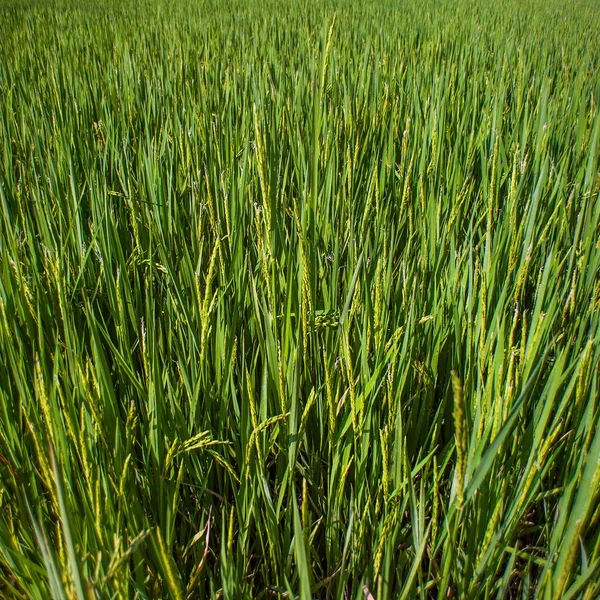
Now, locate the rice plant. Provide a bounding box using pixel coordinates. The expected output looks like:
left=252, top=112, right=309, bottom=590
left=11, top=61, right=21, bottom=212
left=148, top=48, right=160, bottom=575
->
left=0, top=0, right=599, bottom=598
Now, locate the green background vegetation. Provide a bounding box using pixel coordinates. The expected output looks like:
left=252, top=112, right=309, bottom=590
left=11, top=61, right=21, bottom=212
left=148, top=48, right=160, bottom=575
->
left=1, top=0, right=599, bottom=598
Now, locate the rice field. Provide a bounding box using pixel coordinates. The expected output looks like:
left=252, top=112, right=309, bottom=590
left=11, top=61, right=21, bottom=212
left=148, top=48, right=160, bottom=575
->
left=0, top=0, right=599, bottom=598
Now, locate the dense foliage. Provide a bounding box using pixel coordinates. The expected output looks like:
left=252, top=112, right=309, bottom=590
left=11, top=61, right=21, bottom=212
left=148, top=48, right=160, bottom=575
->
left=1, top=0, right=599, bottom=598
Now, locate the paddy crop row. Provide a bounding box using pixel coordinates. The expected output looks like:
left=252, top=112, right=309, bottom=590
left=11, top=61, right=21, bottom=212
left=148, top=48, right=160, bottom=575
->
left=0, top=0, right=599, bottom=598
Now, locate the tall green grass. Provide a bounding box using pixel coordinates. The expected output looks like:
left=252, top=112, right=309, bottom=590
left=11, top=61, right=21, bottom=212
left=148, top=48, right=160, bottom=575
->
left=1, top=0, right=599, bottom=598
